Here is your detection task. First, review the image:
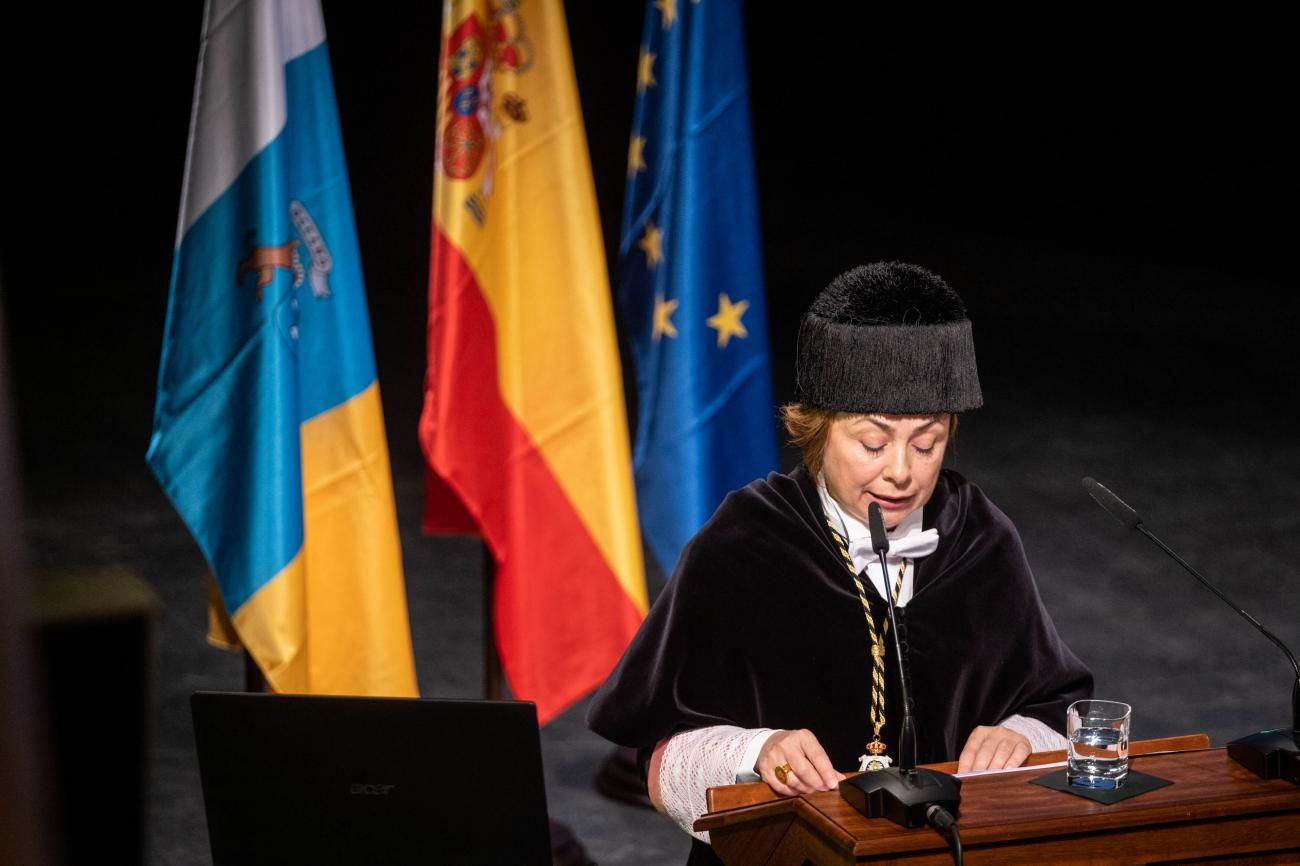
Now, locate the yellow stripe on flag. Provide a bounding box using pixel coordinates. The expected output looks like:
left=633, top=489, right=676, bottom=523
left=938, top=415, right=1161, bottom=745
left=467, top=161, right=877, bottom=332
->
left=231, top=552, right=309, bottom=692
left=233, top=382, right=418, bottom=696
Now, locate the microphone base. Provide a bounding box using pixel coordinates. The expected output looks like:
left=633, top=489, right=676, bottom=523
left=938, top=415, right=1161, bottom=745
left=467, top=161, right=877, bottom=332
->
left=838, top=768, right=962, bottom=828
left=1227, top=729, right=1300, bottom=784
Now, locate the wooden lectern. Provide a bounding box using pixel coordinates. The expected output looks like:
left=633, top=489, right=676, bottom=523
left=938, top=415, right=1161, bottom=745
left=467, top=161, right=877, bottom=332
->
left=695, top=735, right=1300, bottom=865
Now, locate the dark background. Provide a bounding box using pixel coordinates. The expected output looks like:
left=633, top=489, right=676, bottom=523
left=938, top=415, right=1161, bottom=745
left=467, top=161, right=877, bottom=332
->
left=7, top=8, right=1297, bottom=484
left=3, top=5, right=1298, bottom=865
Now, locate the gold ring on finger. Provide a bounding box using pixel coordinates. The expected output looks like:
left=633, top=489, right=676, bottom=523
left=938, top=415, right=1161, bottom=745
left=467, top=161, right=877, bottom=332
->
left=775, top=762, right=792, bottom=784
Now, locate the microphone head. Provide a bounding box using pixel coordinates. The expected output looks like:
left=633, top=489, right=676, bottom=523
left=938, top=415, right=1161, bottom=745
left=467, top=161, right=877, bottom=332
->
left=1082, top=477, right=1143, bottom=530
left=867, top=502, right=890, bottom=554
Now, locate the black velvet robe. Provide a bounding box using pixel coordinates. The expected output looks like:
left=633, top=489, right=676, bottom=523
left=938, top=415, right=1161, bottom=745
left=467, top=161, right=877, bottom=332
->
left=588, top=465, right=1092, bottom=775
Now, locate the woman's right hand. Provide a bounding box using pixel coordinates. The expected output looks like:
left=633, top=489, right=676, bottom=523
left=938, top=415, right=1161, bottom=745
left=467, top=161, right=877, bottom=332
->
left=755, top=728, right=845, bottom=796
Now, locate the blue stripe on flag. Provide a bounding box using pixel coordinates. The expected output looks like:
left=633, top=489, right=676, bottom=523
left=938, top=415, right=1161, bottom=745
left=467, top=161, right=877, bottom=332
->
left=148, top=42, right=377, bottom=610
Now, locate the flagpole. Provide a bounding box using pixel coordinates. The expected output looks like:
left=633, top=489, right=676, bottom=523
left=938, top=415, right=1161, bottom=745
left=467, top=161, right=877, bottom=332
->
left=483, top=542, right=503, bottom=701
left=243, top=650, right=267, bottom=694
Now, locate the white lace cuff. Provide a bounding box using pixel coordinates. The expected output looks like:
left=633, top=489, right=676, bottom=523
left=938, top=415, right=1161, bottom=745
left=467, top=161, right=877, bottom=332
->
left=657, top=725, right=774, bottom=842
left=999, top=713, right=1069, bottom=752
left=734, top=729, right=770, bottom=783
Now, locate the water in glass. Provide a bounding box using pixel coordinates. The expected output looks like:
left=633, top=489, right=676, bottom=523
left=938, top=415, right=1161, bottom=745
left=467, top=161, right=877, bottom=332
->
left=1067, top=700, right=1130, bottom=789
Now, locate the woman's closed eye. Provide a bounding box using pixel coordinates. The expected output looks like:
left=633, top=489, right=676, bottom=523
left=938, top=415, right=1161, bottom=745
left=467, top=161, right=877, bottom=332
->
left=911, top=437, right=939, bottom=456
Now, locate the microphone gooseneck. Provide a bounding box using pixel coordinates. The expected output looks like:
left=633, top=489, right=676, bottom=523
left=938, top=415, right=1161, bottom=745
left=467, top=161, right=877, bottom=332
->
left=868, top=501, right=917, bottom=772
left=1138, top=524, right=1300, bottom=694
left=1083, top=476, right=1300, bottom=782
left=1081, top=477, right=1300, bottom=714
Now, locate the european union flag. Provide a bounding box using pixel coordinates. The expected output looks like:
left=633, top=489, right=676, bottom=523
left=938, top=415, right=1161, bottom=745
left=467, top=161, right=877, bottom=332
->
left=617, top=0, right=777, bottom=574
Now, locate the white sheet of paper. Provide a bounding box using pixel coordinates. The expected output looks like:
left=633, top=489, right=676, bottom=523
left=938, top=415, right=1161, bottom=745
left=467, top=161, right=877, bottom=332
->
left=953, top=759, right=1068, bottom=778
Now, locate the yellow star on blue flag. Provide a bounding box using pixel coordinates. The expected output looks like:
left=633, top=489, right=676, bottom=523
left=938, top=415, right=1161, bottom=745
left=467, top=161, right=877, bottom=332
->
left=706, top=293, right=749, bottom=347
left=655, top=0, right=677, bottom=29
left=653, top=293, right=679, bottom=339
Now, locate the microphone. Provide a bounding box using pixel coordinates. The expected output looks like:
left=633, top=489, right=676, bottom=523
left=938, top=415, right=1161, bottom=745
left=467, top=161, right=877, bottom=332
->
left=1081, top=477, right=1140, bottom=530
left=868, top=501, right=891, bottom=554
left=839, top=503, right=962, bottom=830
left=1083, top=477, right=1300, bottom=783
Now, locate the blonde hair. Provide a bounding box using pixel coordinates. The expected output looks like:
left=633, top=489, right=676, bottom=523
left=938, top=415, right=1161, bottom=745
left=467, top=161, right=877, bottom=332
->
left=780, top=404, right=841, bottom=477
left=782, top=403, right=958, bottom=477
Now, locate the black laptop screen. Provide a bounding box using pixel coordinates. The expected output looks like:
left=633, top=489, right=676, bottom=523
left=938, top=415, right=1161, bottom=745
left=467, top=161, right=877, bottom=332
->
left=191, top=692, right=552, bottom=866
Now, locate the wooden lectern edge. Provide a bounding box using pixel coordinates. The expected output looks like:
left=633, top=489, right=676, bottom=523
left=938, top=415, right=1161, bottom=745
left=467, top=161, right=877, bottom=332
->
left=697, top=732, right=1212, bottom=827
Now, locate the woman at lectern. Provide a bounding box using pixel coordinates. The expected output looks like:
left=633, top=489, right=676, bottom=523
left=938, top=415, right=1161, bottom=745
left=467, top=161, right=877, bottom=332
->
left=588, top=262, right=1092, bottom=865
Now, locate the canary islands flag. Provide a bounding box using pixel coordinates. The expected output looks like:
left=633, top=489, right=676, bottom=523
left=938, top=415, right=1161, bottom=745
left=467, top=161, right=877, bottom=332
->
left=147, top=0, right=417, bottom=696
left=618, top=0, right=778, bottom=574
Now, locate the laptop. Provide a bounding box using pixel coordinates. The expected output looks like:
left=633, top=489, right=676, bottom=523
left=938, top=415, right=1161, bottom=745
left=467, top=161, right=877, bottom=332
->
left=191, top=691, right=553, bottom=865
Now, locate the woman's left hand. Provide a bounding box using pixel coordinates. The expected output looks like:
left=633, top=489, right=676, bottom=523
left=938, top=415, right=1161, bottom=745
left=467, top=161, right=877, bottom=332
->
left=957, top=725, right=1032, bottom=773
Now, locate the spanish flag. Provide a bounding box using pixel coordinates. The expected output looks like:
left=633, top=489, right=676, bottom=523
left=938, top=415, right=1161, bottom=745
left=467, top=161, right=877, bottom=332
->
left=421, top=0, right=647, bottom=724
left=148, top=0, right=417, bottom=697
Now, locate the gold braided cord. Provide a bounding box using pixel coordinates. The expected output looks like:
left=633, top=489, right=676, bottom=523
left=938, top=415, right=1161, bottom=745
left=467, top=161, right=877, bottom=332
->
left=825, top=519, right=906, bottom=743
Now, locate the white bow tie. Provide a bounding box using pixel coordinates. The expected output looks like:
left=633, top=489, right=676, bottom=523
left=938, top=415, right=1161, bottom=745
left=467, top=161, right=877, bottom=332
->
left=849, top=525, right=939, bottom=606
left=849, top=527, right=940, bottom=565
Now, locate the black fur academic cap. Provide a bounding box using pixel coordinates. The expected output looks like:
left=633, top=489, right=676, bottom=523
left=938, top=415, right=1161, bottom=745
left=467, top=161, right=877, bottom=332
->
left=794, top=262, right=983, bottom=414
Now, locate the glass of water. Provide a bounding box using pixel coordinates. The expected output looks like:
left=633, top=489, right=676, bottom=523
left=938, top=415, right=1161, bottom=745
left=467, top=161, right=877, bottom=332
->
left=1067, top=699, right=1131, bottom=789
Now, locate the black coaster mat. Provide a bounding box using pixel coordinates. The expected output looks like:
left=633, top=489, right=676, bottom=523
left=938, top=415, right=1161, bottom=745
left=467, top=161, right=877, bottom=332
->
left=1031, top=769, right=1172, bottom=804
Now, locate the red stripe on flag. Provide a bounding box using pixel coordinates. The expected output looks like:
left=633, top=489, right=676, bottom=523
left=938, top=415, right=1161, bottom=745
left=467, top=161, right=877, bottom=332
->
left=421, top=227, right=642, bottom=724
